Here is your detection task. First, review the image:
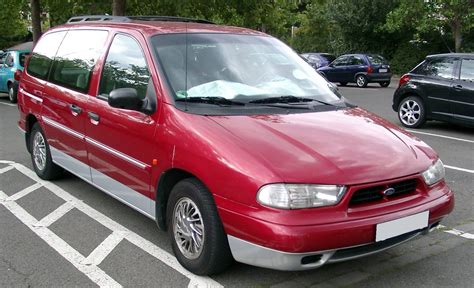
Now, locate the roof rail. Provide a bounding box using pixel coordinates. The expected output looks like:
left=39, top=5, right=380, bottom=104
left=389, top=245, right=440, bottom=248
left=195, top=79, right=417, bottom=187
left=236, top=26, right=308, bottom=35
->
left=66, top=15, right=215, bottom=24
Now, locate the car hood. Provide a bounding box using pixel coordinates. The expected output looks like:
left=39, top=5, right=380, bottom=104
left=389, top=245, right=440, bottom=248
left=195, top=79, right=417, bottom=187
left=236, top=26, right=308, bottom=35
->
left=208, top=107, right=437, bottom=185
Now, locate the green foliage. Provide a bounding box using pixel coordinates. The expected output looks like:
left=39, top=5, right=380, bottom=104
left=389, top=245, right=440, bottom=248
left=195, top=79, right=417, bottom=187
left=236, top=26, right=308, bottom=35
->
left=0, top=0, right=29, bottom=49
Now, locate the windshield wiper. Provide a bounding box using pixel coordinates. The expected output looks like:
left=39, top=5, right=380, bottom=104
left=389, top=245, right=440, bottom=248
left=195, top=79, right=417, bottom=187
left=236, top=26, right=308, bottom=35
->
left=176, top=96, right=245, bottom=106
left=248, top=95, right=314, bottom=104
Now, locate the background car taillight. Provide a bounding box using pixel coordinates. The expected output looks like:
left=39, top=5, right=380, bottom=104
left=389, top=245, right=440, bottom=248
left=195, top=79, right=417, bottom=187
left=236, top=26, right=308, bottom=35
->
left=399, top=74, right=410, bottom=86
left=367, top=66, right=373, bottom=74
left=14, top=70, right=22, bottom=81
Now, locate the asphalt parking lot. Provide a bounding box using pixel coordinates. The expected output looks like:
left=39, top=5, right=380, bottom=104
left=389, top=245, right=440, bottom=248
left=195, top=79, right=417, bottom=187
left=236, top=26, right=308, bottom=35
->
left=0, top=81, right=473, bottom=287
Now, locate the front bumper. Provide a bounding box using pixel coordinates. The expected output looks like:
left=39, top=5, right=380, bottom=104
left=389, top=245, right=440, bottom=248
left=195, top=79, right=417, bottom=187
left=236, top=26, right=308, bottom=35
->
left=228, top=221, right=439, bottom=271
left=223, top=188, right=454, bottom=271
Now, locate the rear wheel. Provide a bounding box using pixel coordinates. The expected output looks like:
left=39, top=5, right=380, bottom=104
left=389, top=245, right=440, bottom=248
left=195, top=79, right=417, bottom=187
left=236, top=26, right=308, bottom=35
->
left=356, top=75, right=368, bottom=87
left=167, top=178, right=233, bottom=275
left=379, top=81, right=390, bottom=87
left=30, top=123, right=63, bottom=179
left=398, top=96, right=426, bottom=128
left=8, top=83, right=17, bottom=103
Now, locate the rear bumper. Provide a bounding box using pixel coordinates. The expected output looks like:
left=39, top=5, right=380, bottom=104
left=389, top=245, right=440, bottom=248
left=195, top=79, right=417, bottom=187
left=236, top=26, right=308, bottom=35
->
left=366, top=73, right=392, bottom=82
left=225, top=189, right=454, bottom=270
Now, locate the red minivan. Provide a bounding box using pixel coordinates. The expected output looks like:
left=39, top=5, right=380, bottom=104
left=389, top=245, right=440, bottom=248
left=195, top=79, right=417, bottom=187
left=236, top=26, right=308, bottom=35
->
left=17, top=16, right=454, bottom=275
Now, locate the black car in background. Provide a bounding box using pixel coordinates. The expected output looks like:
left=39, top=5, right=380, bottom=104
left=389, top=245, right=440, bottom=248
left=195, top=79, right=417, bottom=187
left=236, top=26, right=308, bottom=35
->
left=317, top=54, right=392, bottom=88
left=300, top=53, right=336, bottom=69
left=393, top=53, right=474, bottom=128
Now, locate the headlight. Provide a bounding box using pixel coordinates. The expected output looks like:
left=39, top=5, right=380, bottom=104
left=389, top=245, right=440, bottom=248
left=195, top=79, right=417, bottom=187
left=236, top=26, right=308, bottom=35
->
left=422, top=159, right=445, bottom=185
left=257, top=184, right=346, bottom=209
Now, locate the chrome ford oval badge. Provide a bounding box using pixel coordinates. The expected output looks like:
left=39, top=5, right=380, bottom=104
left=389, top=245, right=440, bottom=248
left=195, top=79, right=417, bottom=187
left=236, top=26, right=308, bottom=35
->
left=383, top=188, right=396, bottom=196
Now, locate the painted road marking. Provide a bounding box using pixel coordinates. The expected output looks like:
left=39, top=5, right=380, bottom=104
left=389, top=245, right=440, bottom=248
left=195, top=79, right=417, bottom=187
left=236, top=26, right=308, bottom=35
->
left=0, top=101, right=17, bottom=107
left=444, top=165, right=474, bottom=174
left=0, top=160, right=223, bottom=288
left=438, top=225, right=474, bottom=240
left=407, top=129, right=474, bottom=144
left=0, top=165, right=14, bottom=175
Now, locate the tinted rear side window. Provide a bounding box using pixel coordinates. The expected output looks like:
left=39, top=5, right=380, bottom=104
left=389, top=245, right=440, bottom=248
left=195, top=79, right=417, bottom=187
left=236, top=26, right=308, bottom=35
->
left=50, top=30, right=108, bottom=93
left=416, top=58, right=455, bottom=79
left=27, top=32, right=66, bottom=80
left=460, top=59, right=474, bottom=81
left=366, top=55, right=387, bottom=65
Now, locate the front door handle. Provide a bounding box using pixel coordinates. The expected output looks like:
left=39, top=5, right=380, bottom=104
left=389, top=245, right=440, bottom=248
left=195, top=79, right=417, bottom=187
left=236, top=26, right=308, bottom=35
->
left=70, top=104, right=82, bottom=116
left=88, top=112, right=100, bottom=125
left=453, top=84, right=463, bottom=90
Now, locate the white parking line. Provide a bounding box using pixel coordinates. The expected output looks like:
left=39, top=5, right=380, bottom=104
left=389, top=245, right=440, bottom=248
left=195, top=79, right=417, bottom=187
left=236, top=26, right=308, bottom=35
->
left=0, top=160, right=223, bottom=288
left=407, top=129, right=474, bottom=144
left=445, top=165, right=474, bottom=174
left=0, top=101, right=16, bottom=107
left=438, top=225, right=474, bottom=240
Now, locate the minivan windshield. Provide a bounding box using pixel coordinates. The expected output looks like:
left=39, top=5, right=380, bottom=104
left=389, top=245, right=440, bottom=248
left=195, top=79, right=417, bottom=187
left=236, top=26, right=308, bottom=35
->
left=151, top=34, right=344, bottom=111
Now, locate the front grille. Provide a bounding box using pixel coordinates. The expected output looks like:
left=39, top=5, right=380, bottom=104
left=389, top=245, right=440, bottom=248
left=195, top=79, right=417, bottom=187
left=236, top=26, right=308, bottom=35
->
left=350, top=179, right=418, bottom=205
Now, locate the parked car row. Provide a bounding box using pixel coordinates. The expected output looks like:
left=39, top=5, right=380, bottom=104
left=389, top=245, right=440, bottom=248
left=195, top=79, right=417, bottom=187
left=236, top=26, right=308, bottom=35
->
left=301, top=52, right=392, bottom=88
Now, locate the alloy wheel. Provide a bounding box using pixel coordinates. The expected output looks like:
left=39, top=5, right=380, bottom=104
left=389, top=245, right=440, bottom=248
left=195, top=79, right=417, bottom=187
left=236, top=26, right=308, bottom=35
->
left=172, top=197, right=205, bottom=260
left=399, top=100, right=421, bottom=126
left=33, top=131, right=47, bottom=171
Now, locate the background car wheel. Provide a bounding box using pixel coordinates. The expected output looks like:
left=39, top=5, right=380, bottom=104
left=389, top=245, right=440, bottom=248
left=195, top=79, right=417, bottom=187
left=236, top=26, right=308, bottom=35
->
left=379, top=81, right=390, bottom=87
left=398, top=96, right=426, bottom=128
left=8, top=84, right=17, bottom=103
left=356, top=75, right=368, bottom=87
left=30, top=123, right=63, bottom=180
left=339, top=82, right=347, bottom=86
left=167, top=178, right=233, bottom=275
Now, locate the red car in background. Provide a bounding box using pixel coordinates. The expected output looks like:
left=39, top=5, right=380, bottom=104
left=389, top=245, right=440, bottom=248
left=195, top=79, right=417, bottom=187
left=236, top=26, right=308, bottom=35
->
left=17, top=15, right=453, bottom=275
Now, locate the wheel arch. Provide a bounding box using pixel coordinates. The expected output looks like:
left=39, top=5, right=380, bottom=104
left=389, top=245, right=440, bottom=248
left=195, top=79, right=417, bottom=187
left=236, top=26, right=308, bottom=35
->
left=155, top=168, right=199, bottom=231
left=25, top=114, right=39, bottom=153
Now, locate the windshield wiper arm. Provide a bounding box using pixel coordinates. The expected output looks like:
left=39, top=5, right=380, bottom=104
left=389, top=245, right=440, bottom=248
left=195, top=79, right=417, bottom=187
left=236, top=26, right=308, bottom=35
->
left=248, top=95, right=314, bottom=104
left=176, top=96, right=245, bottom=106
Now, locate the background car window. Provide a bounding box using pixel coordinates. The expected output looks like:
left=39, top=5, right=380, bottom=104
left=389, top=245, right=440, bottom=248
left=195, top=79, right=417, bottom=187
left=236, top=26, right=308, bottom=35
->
left=99, top=34, right=150, bottom=100
left=367, top=55, right=387, bottom=65
left=27, top=31, right=66, bottom=80
left=50, top=30, right=108, bottom=93
left=19, top=52, right=30, bottom=67
left=418, top=58, right=455, bottom=79
left=320, top=54, right=336, bottom=63
left=332, top=56, right=348, bottom=66
left=5, top=53, right=14, bottom=67
left=460, top=59, right=474, bottom=81
left=349, top=56, right=364, bottom=65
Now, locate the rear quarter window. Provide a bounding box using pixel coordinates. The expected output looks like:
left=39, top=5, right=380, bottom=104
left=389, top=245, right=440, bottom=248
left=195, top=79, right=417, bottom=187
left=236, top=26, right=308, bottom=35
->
left=366, top=55, right=387, bottom=65
left=415, top=57, right=455, bottom=79
left=19, top=53, right=30, bottom=67
left=27, top=31, right=66, bottom=80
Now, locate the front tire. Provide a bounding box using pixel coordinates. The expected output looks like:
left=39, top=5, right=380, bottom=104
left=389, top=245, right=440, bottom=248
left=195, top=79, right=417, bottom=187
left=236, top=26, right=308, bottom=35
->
left=8, top=83, right=17, bottom=103
left=398, top=96, right=426, bottom=128
left=356, top=75, right=368, bottom=87
left=30, top=123, right=63, bottom=179
left=167, top=178, right=233, bottom=275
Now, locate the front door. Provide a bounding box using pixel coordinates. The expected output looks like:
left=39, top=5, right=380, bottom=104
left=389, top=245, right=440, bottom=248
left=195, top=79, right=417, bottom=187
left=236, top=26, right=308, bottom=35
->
left=85, top=32, right=159, bottom=218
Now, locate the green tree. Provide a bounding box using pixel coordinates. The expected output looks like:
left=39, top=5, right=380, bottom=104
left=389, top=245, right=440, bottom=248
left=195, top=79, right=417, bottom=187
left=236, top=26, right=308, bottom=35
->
left=0, top=0, right=29, bottom=49
left=385, top=0, right=474, bottom=52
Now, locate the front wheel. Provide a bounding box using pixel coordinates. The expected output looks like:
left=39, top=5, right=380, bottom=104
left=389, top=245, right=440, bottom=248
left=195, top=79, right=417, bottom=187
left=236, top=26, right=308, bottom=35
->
left=167, top=178, right=233, bottom=275
left=30, top=123, right=63, bottom=179
left=379, top=81, right=390, bottom=87
left=356, top=75, right=368, bottom=87
left=398, top=96, right=426, bottom=128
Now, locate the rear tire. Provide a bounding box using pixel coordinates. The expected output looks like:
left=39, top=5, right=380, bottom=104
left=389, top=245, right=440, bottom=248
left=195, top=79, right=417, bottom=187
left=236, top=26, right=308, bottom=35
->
left=8, top=83, right=17, bottom=103
left=397, top=96, right=426, bottom=128
left=356, top=75, right=368, bottom=87
left=30, top=123, right=63, bottom=180
left=379, top=81, right=390, bottom=88
left=167, top=178, right=233, bottom=275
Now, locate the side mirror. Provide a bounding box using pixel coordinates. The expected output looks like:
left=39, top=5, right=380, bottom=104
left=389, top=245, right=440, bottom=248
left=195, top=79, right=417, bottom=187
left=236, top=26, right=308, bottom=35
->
left=108, top=88, right=142, bottom=111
